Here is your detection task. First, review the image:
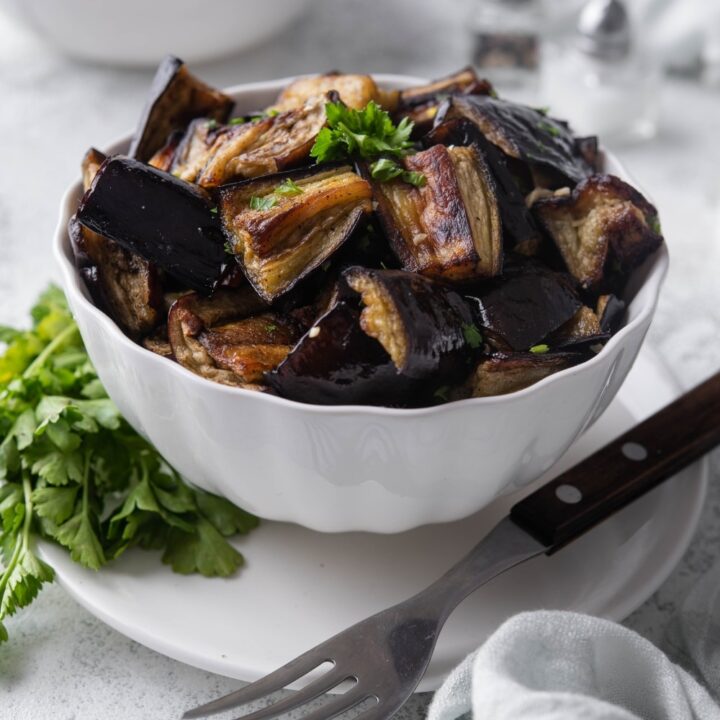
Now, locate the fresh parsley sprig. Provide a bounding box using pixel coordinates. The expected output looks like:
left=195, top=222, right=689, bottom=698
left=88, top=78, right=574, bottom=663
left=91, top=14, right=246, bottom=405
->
left=310, top=100, right=417, bottom=167
left=0, top=287, right=259, bottom=642
left=370, top=158, right=426, bottom=188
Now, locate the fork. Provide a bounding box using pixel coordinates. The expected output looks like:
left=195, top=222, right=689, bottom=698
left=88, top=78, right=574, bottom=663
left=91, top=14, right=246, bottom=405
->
left=183, top=369, right=720, bottom=720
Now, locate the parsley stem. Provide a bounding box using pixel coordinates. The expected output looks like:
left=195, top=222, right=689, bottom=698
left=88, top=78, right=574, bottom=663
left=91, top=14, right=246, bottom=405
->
left=23, top=324, right=78, bottom=379
left=0, top=473, right=33, bottom=601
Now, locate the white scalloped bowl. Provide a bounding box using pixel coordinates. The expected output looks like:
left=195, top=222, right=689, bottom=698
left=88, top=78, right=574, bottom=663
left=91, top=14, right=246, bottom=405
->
left=53, top=75, right=668, bottom=533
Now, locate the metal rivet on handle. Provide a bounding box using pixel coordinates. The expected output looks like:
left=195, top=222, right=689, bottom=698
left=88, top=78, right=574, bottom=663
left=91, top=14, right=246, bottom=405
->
left=556, top=484, right=583, bottom=504
left=622, top=442, right=648, bottom=461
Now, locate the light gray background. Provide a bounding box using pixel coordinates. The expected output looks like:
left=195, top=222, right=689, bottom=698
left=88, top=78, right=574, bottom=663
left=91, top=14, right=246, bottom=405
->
left=1, top=1, right=720, bottom=718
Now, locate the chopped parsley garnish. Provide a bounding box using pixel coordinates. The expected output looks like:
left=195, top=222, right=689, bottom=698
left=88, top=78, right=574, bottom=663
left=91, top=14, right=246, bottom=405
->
left=650, top=216, right=662, bottom=235
left=209, top=207, right=218, bottom=215
left=538, top=121, right=560, bottom=138
left=370, top=158, right=426, bottom=188
left=433, top=385, right=451, bottom=402
left=249, top=195, right=278, bottom=212
left=265, top=324, right=277, bottom=332
left=224, top=240, right=235, bottom=255
left=529, top=343, right=550, bottom=354
left=310, top=100, right=415, bottom=163
left=229, top=117, right=247, bottom=125
left=462, top=323, right=483, bottom=349
left=206, top=119, right=218, bottom=130
left=274, top=178, right=304, bottom=196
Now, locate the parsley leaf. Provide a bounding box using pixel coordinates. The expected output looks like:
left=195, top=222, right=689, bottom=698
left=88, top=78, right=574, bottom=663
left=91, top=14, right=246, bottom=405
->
left=274, top=178, right=304, bottom=197
left=370, top=158, right=426, bottom=188
left=529, top=343, right=550, bottom=354
left=0, top=286, right=259, bottom=643
left=249, top=195, right=278, bottom=211
left=462, top=323, right=483, bottom=349
left=310, top=100, right=415, bottom=163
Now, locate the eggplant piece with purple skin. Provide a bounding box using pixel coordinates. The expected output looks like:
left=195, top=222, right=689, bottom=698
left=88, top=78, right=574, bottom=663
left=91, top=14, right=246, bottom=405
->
left=596, top=294, right=626, bottom=333
left=343, top=267, right=480, bottom=380
left=267, top=268, right=480, bottom=405
left=546, top=305, right=610, bottom=352
left=435, top=95, right=593, bottom=185
left=469, top=351, right=582, bottom=397
left=425, top=118, right=542, bottom=252
left=470, top=266, right=582, bottom=351
left=216, top=164, right=373, bottom=302
left=533, top=174, right=663, bottom=292
left=70, top=148, right=163, bottom=339
left=395, top=67, right=495, bottom=136
left=75, top=156, right=228, bottom=294
left=367, top=144, right=503, bottom=282
left=265, top=298, right=407, bottom=405
left=128, top=55, right=233, bottom=163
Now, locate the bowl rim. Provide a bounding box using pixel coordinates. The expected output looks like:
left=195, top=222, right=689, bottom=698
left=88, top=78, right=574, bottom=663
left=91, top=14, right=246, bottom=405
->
left=54, top=73, right=669, bottom=418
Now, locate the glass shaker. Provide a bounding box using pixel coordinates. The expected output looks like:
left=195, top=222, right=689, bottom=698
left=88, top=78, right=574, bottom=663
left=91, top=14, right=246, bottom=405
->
left=470, top=0, right=544, bottom=95
left=541, top=0, right=661, bottom=144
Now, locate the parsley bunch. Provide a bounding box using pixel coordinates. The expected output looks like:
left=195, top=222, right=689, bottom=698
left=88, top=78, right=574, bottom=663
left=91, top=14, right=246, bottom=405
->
left=0, top=287, right=258, bottom=642
left=310, top=101, right=425, bottom=188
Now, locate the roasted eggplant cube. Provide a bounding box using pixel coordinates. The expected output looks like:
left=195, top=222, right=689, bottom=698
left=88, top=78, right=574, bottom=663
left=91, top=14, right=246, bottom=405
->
left=533, top=174, right=663, bottom=291
left=76, top=156, right=227, bottom=294
left=217, top=165, right=373, bottom=302
left=547, top=305, right=610, bottom=351
left=436, top=95, right=593, bottom=185
left=167, top=288, right=297, bottom=387
left=266, top=298, right=407, bottom=406
left=343, top=267, right=480, bottom=380
left=470, top=351, right=580, bottom=397
left=395, top=67, right=494, bottom=135
left=70, top=148, right=163, bottom=339
left=370, top=144, right=502, bottom=281
left=69, top=218, right=163, bottom=339
left=596, top=294, right=626, bottom=333
left=129, top=55, right=233, bottom=163
left=196, top=96, right=329, bottom=187
left=168, top=118, right=218, bottom=183
left=272, top=73, right=398, bottom=113
left=471, top=267, right=582, bottom=351
left=426, top=119, right=542, bottom=251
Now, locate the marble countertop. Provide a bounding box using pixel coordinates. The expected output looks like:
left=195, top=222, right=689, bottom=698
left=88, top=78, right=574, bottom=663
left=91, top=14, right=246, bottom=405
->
left=1, top=1, right=720, bottom=718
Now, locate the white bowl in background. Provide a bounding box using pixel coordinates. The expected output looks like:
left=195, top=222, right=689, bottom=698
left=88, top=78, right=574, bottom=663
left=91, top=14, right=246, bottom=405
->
left=54, top=75, right=669, bottom=533
left=0, top=0, right=313, bottom=66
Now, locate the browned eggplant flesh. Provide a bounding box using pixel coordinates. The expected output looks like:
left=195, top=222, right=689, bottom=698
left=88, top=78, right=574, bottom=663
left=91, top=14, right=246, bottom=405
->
left=217, top=164, right=373, bottom=302
left=69, top=59, right=666, bottom=406
left=369, top=143, right=503, bottom=281
left=532, top=174, right=662, bottom=291
left=469, top=351, right=581, bottom=397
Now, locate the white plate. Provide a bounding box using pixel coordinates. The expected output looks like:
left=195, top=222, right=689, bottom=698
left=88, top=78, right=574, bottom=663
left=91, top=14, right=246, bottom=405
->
left=39, top=349, right=707, bottom=692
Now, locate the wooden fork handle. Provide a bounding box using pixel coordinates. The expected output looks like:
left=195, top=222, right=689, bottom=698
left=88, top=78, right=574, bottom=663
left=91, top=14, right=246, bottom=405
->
left=510, top=370, right=720, bottom=553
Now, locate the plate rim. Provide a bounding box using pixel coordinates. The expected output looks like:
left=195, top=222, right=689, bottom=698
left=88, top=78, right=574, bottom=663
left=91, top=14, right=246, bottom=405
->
left=37, top=351, right=708, bottom=691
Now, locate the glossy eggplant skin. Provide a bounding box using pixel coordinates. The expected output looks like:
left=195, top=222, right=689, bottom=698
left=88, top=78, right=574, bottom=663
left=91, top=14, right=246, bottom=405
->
left=436, top=95, right=593, bottom=185
left=266, top=298, right=409, bottom=406
left=597, top=294, right=626, bottom=333
left=76, top=156, right=227, bottom=294
left=425, top=118, right=542, bottom=252
left=70, top=148, right=163, bottom=339
left=128, top=55, right=233, bottom=163
left=469, top=266, right=582, bottom=351
left=343, top=267, right=480, bottom=381
left=547, top=305, right=610, bottom=352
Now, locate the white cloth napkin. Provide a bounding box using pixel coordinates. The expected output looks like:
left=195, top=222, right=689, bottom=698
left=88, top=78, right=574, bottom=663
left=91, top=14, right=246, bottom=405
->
left=428, top=611, right=720, bottom=720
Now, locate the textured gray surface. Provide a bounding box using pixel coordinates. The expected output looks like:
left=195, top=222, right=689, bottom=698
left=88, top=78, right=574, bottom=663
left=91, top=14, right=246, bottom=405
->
left=1, top=1, right=720, bottom=718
